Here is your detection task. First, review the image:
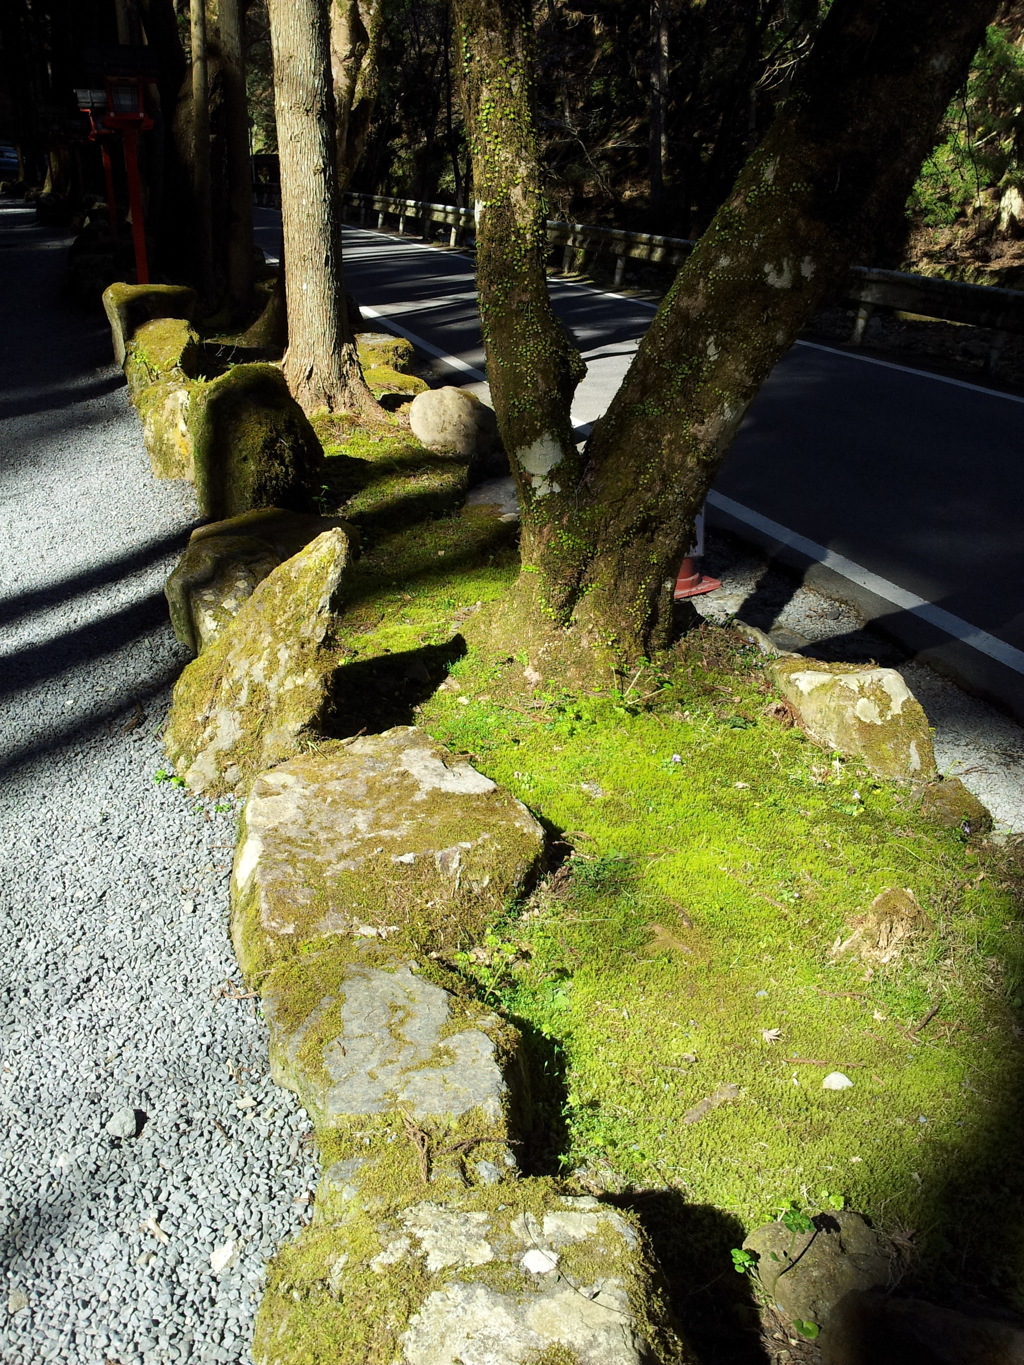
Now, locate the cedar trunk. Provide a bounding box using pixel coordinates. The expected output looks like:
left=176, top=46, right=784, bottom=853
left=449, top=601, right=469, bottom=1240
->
left=268, top=0, right=379, bottom=416
left=455, top=0, right=998, bottom=662
left=208, top=0, right=255, bottom=317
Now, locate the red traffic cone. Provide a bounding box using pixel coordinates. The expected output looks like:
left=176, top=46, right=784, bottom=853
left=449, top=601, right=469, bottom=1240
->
left=673, top=556, right=721, bottom=600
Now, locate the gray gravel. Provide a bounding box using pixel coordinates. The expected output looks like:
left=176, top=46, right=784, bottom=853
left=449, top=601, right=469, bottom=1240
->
left=0, top=203, right=315, bottom=1363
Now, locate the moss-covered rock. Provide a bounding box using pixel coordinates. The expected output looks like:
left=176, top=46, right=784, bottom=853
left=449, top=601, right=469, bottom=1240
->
left=771, top=658, right=937, bottom=782
left=262, top=954, right=525, bottom=1137
left=124, top=317, right=201, bottom=400
left=163, top=528, right=351, bottom=797
left=918, top=775, right=993, bottom=835
left=230, top=727, right=546, bottom=981
left=135, top=377, right=197, bottom=480
left=165, top=508, right=357, bottom=654
left=363, top=364, right=430, bottom=402
left=254, top=1185, right=687, bottom=1365
left=356, top=330, right=415, bottom=373
left=744, top=1210, right=890, bottom=1332
left=189, top=363, right=328, bottom=520
left=101, top=282, right=197, bottom=367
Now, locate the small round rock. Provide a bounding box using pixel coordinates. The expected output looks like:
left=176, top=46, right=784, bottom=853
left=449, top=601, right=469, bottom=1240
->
left=105, top=1107, right=142, bottom=1139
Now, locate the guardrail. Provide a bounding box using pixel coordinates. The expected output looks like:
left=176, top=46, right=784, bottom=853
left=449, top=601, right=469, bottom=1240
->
left=338, top=191, right=1024, bottom=361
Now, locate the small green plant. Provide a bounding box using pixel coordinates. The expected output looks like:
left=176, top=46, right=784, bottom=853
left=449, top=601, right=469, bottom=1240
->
left=153, top=768, right=186, bottom=788
left=730, top=1247, right=758, bottom=1275
left=780, top=1204, right=814, bottom=1237
left=792, top=1320, right=820, bottom=1340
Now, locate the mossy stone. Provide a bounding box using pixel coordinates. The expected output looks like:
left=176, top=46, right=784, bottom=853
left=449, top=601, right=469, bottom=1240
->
left=356, top=330, right=415, bottom=373
left=229, top=727, right=546, bottom=982
left=918, top=776, right=993, bottom=835
left=135, top=377, right=197, bottom=480
left=163, top=527, right=351, bottom=797
left=165, top=508, right=357, bottom=654
left=771, top=658, right=936, bottom=782
left=189, top=363, right=329, bottom=521
left=363, top=364, right=430, bottom=400
left=124, top=317, right=201, bottom=400
left=253, top=1186, right=687, bottom=1365
left=261, top=954, right=524, bottom=1136
left=101, top=281, right=197, bottom=366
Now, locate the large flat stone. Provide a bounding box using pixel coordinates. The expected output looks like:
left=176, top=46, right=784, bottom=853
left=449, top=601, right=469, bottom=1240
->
left=253, top=1190, right=688, bottom=1365
left=230, top=726, right=545, bottom=978
left=164, top=528, right=350, bottom=797
left=263, top=959, right=515, bottom=1130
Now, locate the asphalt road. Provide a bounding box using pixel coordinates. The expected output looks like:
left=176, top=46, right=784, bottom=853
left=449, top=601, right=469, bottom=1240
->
left=254, top=210, right=1024, bottom=715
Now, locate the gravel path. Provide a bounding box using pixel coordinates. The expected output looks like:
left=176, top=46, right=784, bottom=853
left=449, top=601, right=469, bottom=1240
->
left=0, top=202, right=315, bottom=1364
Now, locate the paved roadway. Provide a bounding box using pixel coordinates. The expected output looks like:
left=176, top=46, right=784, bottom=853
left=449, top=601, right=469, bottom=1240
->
left=254, top=210, right=1024, bottom=718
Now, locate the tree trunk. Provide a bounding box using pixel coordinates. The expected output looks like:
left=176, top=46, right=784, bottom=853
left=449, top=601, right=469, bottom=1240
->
left=456, top=0, right=998, bottom=663
left=268, top=0, right=381, bottom=416
left=453, top=0, right=587, bottom=623
left=649, top=0, right=669, bottom=215
left=331, top=0, right=383, bottom=194
left=190, top=0, right=216, bottom=300
left=208, top=0, right=255, bottom=317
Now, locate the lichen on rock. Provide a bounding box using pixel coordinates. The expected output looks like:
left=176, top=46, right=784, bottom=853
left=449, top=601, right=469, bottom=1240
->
left=771, top=658, right=937, bottom=782
left=253, top=1186, right=686, bottom=1365
left=165, top=507, right=356, bottom=654
left=135, top=377, right=197, bottom=480
left=229, top=726, right=545, bottom=980
left=262, top=956, right=522, bottom=1133
left=101, top=281, right=197, bottom=367
left=188, top=363, right=329, bottom=521
left=163, top=528, right=351, bottom=797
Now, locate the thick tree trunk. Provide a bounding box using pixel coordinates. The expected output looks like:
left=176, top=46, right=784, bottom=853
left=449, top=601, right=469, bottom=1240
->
left=190, top=0, right=216, bottom=301
left=207, top=0, right=254, bottom=318
left=457, top=0, right=998, bottom=662
left=268, top=0, right=381, bottom=416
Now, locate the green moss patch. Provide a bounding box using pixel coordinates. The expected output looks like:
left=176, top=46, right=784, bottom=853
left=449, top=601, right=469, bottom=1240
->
left=410, top=635, right=1024, bottom=1306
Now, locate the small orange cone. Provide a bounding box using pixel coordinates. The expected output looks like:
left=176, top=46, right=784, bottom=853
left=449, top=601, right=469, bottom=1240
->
left=673, top=557, right=721, bottom=599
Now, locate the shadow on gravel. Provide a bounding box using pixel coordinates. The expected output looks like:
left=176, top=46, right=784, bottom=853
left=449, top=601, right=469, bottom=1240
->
left=0, top=370, right=124, bottom=422
left=0, top=529, right=194, bottom=629
left=0, top=593, right=172, bottom=700
left=0, top=670, right=180, bottom=781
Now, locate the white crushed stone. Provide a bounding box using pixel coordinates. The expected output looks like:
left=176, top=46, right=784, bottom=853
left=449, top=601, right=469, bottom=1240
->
left=0, top=201, right=315, bottom=1365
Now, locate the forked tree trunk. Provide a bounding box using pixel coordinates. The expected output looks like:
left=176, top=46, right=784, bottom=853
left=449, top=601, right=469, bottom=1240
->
left=268, top=0, right=381, bottom=416
left=454, top=0, right=998, bottom=662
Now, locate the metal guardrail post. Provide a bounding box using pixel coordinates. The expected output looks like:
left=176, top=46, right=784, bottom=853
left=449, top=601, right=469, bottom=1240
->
left=613, top=253, right=626, bottom=289
left=850, top=303, right=874, bottom=345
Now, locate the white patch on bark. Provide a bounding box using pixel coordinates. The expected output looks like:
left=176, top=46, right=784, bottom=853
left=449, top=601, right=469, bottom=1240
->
left=762, top=158, right=778, bottom=183
left=717, top=255, right=732, bottom=269
left=706, top=338, right=719, bottom=360
left=800, top=257, right=815, bottom=279
left=474, top=199, right=485, bottom=227
left=764, top=260, right=793, bottom=289
left=517, top=433, right=564, bottom=499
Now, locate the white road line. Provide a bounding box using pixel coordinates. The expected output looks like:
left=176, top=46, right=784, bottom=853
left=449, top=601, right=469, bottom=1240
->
left=345, top=221, right=1024, bottom=405
left=794, top=339, right=1024, bottom=403
left=708, top=491, right=1024, bottom=676
left=352, top=240, right=1023, bottom=674
left=359, top=304, right=486, bottom=381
